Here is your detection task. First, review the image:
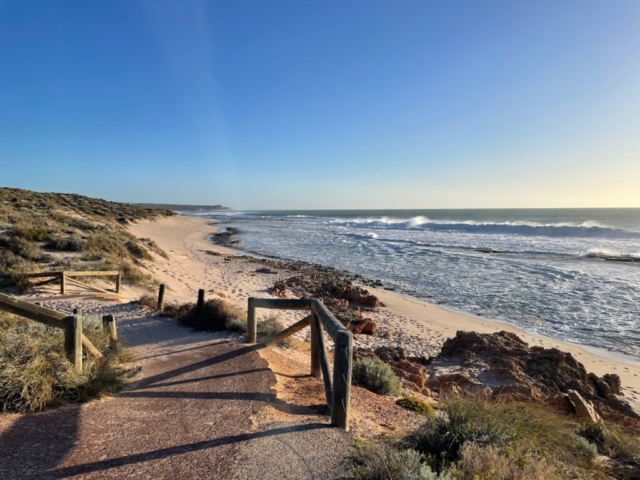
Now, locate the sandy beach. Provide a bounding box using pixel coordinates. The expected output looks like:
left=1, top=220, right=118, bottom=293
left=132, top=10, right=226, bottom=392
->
left=127, top=215, right=640, bottom=412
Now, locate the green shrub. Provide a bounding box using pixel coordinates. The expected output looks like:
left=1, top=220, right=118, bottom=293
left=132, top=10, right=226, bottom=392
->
left=352, top=439, right=451, bottom=480
left=579, top=422, right=640, bottom=473
left=226, top=317, right=248, bottom=333
left=45, top=235, right=86, bottom=252
left=405, top=397, right=608, bottom=478
left=0, top=250, right=37, bottom=274
left=449, top=442, right=559, bottom=480
left=397, top=396, right=435, bottom=417
left=10, top=224, right=47, bottom=242
left=353, top=357, right=402, bottom=396
left=0, top=235, right=43, bottom=261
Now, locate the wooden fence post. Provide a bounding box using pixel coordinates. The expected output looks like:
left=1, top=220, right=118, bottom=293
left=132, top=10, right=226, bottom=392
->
left=331, top=330, right=353, bottom=431
left=157, top=284, right=166, bottom=312
left=64, top=316, right=83, bottom=373
left=310, top=312, right=321, bottom=379
left=60, top=272, right=66, bottom=295
left=102, top=314, right=117, bottom=346
left=247, top=298, right=257, bottom=343
left=115, top=273, right=121, bottom=294
left=197, top=289, right=205, bottom=316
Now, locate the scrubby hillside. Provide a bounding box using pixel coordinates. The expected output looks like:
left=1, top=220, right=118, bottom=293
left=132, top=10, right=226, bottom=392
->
left=0, top=187, right=174, bottom=288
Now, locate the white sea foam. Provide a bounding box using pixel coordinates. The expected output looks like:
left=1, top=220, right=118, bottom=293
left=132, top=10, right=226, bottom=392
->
left=328, top=216, right=639, bottom=239
left=210, top=209, right=640, bottom=357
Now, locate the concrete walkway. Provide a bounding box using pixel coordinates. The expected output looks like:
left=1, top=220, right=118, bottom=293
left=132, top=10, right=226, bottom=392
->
left=0, top=308, right=351, bottom=479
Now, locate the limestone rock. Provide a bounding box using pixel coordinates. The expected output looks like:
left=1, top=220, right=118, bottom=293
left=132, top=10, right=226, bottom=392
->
left=567, top=390, right=601, bottom=424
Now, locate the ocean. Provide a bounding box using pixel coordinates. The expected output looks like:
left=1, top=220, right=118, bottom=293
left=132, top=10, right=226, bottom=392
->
left=184, top=208, right=640, bottom=358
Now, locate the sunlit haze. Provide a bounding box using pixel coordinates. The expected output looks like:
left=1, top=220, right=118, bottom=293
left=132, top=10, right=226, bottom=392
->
left=1, top=1, right=638, bottom=209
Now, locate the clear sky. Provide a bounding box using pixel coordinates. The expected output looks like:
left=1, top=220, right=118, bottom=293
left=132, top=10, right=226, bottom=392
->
left=0, top=1, right=638, bottom=209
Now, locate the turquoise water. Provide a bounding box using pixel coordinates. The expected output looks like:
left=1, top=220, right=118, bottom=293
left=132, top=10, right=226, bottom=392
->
left=187, top=208, right=640, bottom=358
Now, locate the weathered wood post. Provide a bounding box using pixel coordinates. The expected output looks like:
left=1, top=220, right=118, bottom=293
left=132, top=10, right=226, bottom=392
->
left=247, top=298, right=257, bottom=343
left=157, top=284, right=166, bottom=312
left=64, top=316, right=83, bottom=373
left=331, top=330, right=353, bottom=431
left=312, top=313, right=333, bottom=407
left=115, top=272, right=121, bottom=294
left=197, top=289, right=205, bottom=316
left=60, top=272, right=66, bottom=295
left=102, top=314, right=117, bottom=346
left=310, top=312, right=321, bottom=379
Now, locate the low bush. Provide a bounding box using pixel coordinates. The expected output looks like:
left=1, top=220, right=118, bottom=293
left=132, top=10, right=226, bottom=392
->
left=353, top=357, right=402, bottom=396
left=397, top=396, right=435, bottom=417
left=10, top=224, right=48, bottom=242
left=351, top=395, right=640, bottom=479
left=160, top=298, right=246, bottom=333
left=352, top=439, right=451, bottom=480
left=126, top=241, right=154, bottom=261
left=83, top=234, right=129, bottom=259
left=45, top=235, right=86, bottom=252
left=226, top=317, right=248, bottom=333
left=0, top=313, right=131, bottom=413
left=404, top=396, right=618, bottom=478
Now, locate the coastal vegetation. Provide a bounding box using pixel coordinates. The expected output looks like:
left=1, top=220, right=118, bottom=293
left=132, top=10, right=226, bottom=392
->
left=140, top=294, right=289, bottom=342
left=0, top=187, right=173, bottom=289
left=0, top=310, right=132, bottom=413
left=353, top=357, right=402, bottom=396
left=353, top=396, right=640, bottom=480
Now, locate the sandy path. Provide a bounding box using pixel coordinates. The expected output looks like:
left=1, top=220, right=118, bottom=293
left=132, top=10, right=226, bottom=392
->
left=0, top=299, right=351, bottom=479
left=127, top=215, right=640, bottom=412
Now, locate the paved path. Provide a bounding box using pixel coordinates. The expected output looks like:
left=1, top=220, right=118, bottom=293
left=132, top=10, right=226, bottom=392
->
left=0, top=308, right=351, bottom=479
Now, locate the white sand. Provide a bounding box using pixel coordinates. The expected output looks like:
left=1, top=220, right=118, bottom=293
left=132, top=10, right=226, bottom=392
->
left=127, top=215, right=640, bottom=410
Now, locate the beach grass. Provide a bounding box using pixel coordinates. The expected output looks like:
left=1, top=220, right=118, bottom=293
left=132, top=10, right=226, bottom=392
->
left=0, top=311, right=132, bottom=414
left=353, top=395, right=640, bottom=480
left=0, top=187, right=173, bottom=289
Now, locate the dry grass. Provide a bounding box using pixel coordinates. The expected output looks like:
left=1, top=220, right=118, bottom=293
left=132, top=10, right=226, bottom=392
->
left=353, top=395, right=640, bottom=479
left=396, top=396, right=435, bottom=417
left=0, top=312, right=133, bottom=414
left=0, top=187, right=172, bottom=288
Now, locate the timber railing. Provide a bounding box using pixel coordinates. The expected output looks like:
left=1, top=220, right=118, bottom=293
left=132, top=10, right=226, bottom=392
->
left=0, top=270, right=121, bottom=296
left=0, top=292, right=117, bottom=372
left=247, top=297, right=353, bottom=431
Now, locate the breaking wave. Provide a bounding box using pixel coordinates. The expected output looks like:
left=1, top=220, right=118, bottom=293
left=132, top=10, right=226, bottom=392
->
left=329, top=216, right=640, bottom=239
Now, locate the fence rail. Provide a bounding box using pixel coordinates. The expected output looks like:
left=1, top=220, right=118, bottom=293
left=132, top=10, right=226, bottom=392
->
left=247, top=297, right=353, bottom=431
left=0, top=292, right=114, bottom=370
left=0, top=270, right=121, bottom=295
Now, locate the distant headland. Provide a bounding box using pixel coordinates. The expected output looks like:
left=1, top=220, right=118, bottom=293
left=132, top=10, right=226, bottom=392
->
left=135, top=203, right=233, bottom=212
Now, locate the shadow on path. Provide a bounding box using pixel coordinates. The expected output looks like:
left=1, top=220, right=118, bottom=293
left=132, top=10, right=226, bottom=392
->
left=47, top=423, right=330, bottom=478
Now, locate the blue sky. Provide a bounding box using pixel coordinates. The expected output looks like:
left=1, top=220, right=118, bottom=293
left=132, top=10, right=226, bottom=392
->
left=1, top=1, right=638, bottom=209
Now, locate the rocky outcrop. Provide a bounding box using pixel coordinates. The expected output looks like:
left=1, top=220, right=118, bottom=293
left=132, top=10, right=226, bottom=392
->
left=271, top=271, right=381, bottom=335
left=272, top=274, right=380, bottom=307
left=356, top=330, right=640, bottom=425
left=431, top=331, right=640, bottom=424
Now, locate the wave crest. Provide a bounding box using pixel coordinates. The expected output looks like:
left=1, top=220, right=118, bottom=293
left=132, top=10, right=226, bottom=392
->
left=330, top=216, right=640, bottom=239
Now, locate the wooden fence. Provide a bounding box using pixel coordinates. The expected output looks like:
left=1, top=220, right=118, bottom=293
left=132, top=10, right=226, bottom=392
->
left=247, top=297, right=353, bottom=431
left=0, top=292, right=117, bottom=372
left=0, top=270, right=121, bottom=296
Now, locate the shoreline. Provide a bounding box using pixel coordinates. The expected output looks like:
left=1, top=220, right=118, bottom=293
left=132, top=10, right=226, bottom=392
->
left=127, top=215, right=640, bottom=411
left=211, top=219, right=640, bottom=368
